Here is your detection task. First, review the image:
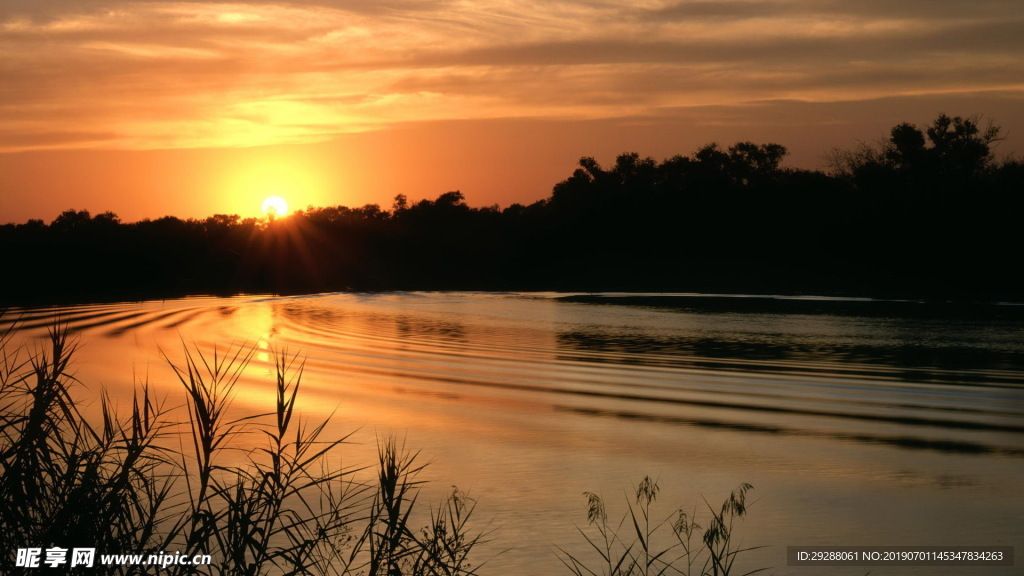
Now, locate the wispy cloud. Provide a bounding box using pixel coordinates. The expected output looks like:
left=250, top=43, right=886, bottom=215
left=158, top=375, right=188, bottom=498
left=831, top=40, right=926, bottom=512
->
left=1, top=0, right=1021, bottom=152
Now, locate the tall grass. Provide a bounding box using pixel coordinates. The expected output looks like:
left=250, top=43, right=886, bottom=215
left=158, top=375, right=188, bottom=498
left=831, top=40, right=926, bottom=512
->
left=1, top=319, right=762, bottom=576
left=557, top=477, right=763, bottom=576
left=0, top=324, right=177, bottom=572
left=0, top=323, right=487, bottom=575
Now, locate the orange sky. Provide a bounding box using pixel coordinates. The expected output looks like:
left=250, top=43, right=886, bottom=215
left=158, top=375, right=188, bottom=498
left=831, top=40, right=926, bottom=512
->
left=2, top=1, right=1023, bottom=223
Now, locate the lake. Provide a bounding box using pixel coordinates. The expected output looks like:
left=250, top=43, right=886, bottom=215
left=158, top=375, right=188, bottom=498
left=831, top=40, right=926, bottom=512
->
left=4, top=292, right=1022, bottom=575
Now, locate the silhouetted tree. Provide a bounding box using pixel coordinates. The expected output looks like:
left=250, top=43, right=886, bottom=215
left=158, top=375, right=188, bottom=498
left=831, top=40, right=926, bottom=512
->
left=833, top=114, right=1002, bottom=191
left=50, top=209, right=93, bottom=232
left=2, top=113, right=1020, bottom=304
left=926, top=114, right=1001, bottom=178
left=392, top=194, right=409, bottom=212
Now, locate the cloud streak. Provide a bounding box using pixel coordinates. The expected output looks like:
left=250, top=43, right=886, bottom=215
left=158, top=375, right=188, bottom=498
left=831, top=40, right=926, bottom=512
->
left=1, top=0, right=1021, bottom=152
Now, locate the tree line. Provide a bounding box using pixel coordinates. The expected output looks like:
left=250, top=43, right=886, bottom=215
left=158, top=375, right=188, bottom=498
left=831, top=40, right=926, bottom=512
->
left=2, top=114, right=1022, bottom=304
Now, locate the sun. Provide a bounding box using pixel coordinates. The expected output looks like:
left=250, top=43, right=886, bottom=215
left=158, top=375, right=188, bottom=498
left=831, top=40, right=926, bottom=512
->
left=261, top=196, right=289, bottom=218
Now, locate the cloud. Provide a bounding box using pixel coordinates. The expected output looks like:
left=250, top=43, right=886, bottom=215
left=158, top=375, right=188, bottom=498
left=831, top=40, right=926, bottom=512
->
left=635, top=0, right=1021, bottom=22
left=1, top=0, right=1021, bottom=152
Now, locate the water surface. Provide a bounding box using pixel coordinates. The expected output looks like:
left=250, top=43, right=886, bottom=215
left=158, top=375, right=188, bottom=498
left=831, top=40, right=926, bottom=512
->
left=4, top=292, right=1023, bottom=575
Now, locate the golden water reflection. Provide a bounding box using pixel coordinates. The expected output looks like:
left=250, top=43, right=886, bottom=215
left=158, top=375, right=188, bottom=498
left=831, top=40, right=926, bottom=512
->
left=3, top=292, right=1023, bottom=575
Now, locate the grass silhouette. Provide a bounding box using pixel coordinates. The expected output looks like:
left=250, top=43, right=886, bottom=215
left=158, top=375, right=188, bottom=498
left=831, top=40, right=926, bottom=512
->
left=1, top=319, right=760, bottom=575
left=556, top=477, right=763, bottom=576
left=0, top=322, right=488, bottom=575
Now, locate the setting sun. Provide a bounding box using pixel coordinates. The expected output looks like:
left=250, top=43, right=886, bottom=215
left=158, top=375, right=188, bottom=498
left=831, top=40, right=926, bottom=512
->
left=262, top=196, right=289, bottom=218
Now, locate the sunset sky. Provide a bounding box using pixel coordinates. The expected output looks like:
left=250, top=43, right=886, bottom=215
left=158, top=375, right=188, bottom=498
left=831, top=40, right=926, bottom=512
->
left=2, top=0, right=1022, bottom=223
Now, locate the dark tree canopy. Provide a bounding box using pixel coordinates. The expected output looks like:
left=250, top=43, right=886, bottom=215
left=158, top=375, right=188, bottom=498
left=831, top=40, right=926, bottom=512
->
left=833, top=114, right=1004, bottom=190
left=2, top=113, right=1022, bottom=305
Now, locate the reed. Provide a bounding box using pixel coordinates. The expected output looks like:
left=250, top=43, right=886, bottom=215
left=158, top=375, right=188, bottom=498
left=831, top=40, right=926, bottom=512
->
left=366, top=439, right=491, bottom=576
left=1, top=319, right=761, bottom=576
left=0, top=323, right=487, bottom=575
left=0, top=324, right=177, bottom=573
left=557, top=477, right=764, bottom=576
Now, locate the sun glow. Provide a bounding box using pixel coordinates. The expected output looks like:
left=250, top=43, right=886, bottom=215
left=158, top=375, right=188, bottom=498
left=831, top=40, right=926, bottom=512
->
left=214, top=147, right=334, bottom=219
left=262, top=196, right=289, bottom=217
